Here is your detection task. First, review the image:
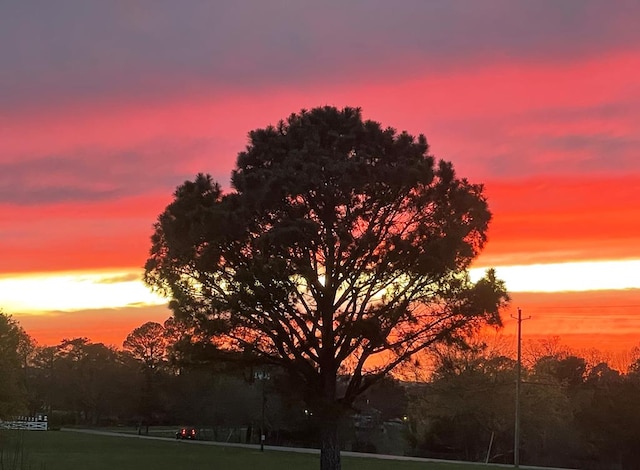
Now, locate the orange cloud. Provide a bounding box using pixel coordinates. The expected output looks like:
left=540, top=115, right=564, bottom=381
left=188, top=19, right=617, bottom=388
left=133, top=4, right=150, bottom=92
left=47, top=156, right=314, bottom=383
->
left=476, top=175, right=640, bottom=266
left=499, top=290, right=640, bottom=351
left=14, top=304, right=171, bottom=348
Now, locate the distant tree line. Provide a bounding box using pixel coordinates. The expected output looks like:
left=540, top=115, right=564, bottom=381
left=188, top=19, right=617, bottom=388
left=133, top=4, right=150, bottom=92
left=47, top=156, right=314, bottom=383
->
left=2, top=310, right=640, bottom=469
left=408, top=338, right=640, bottom=470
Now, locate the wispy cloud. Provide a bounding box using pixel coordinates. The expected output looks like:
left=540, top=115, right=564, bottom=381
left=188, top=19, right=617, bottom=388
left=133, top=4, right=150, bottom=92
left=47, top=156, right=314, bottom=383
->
left=0, top=140, right=216, bottom=205
left=3, top=1, right=639, bottom=111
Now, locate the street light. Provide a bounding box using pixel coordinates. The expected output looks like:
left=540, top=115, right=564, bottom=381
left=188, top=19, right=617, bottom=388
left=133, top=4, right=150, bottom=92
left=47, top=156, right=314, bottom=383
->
left=254, top=369, right=270, bottom=452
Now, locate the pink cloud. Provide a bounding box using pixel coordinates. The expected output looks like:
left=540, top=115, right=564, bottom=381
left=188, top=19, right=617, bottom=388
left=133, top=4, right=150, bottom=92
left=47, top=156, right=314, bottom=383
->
left=2, top=51, right=640, bottom=274
left=1, top=194, right=168, bottom=272
left=4, top=51, right=639, bottom=175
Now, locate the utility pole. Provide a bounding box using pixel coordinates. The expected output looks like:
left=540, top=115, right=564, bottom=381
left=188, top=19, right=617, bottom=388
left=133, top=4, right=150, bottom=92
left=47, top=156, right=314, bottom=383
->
left=512, top=307, right=530, bottom=468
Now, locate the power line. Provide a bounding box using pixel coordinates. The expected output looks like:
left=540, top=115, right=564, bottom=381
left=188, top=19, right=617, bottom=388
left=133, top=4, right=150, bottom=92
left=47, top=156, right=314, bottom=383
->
left=520, top=304, right=640, bottom=310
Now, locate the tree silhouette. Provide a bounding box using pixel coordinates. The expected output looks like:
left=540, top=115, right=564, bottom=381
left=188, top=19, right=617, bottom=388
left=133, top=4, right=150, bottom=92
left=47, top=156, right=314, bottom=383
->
left=123, top=322, right=168, bottom=370
left=145, top=106, right=509, bottom=470
left=123, top=322, right=172, bottom=432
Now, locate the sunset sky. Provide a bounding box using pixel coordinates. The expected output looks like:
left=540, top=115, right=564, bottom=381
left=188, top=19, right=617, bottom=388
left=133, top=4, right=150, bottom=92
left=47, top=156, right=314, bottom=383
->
left=2, top=1, right=639, bottom=357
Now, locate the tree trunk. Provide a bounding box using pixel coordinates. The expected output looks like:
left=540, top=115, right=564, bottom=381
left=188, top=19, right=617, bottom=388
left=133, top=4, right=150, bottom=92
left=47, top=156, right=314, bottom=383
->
left=319, top=295, right=340, bottom=470
left=320, top=414, right=341, bottom=470
left=318, top=351, right=341, bottom=470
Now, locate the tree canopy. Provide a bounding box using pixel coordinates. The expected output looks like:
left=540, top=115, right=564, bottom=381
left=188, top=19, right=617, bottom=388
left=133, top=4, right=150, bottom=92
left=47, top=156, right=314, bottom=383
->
left=145, top=106, right=509, bottom=469
left=0, top=311, right=33, bottom=418
left=123, top=321, right=168, bottom=370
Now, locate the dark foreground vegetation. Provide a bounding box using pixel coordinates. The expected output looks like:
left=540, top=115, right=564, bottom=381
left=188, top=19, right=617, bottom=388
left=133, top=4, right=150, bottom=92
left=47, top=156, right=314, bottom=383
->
left=3, top=309, right=640, bottom=469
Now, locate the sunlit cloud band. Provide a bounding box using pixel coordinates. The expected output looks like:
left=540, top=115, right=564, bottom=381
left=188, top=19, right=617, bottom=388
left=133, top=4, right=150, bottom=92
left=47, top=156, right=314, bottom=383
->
left=0, top=270, right=166, bottom=313
left=471, top=259, right=640, bottom=293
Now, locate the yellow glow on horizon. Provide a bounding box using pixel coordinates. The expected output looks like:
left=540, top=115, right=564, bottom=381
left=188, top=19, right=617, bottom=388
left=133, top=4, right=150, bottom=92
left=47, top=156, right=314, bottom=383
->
left=470, top=259, right=640, bottom=293
left=0, top=270, right=166, bottom=314
left=1, top=259, right=638, bottom=316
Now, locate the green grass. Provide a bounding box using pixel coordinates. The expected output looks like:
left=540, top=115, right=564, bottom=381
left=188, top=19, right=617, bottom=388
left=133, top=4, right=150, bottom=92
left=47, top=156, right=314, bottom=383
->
left=2, top=429, right=509, bottom=470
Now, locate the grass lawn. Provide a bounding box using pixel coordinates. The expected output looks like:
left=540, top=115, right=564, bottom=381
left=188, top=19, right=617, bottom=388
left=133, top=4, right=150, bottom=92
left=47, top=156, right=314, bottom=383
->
left=1, top=429, right=509, bottom=470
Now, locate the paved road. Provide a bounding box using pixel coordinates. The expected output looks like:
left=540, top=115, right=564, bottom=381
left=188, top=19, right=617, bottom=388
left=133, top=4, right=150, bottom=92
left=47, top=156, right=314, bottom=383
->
left=61, top=428, right=572, bottom=470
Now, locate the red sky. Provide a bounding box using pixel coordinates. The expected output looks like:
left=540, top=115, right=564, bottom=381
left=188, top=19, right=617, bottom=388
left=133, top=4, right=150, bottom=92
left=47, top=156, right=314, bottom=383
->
left=2, top=1, right=640, bottom=358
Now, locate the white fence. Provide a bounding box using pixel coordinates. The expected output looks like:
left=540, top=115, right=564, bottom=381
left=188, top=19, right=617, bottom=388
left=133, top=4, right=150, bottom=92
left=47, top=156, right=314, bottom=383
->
left=0, top=415, right=48, bottom=431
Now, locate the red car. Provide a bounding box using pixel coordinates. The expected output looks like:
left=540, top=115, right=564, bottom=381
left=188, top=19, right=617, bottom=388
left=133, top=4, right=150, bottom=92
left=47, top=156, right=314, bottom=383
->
left=176, top=427, right=197, bottom=440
